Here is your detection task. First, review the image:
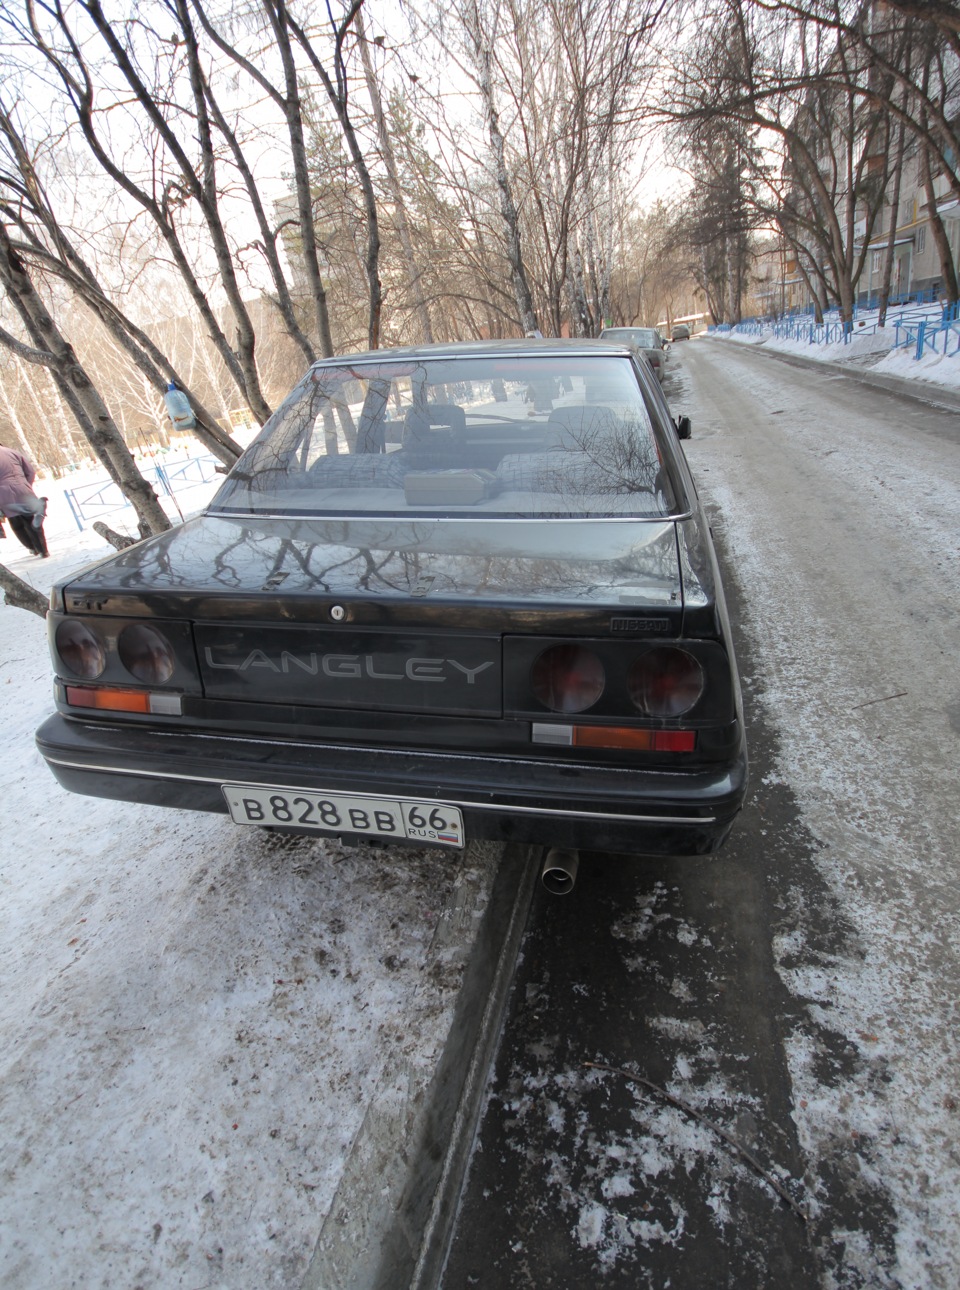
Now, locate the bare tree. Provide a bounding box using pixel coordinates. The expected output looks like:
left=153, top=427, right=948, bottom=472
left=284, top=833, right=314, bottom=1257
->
left=356, top=12, right=434, bottom=343
left=0, top=220, right=171, bottom=536
left=0, top=100, right=245, bottom=464
left=660, top=0, right=959, bottom=311
left=412, top=0, right=661, bottom=338
left=660, top=0, right=892, bottom=323
left=11, top=0, right=275, bottom=421
left=458, top=0, right=541, bottom=335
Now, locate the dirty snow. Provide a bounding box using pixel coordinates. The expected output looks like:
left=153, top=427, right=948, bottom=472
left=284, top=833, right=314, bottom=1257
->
left=680, top=342, right=960, bottom=1286
left=3, top=337, right=960, bottom=1288
left=459, top=343, right=959, bottom=1286
left=0, top=462, right=501, bottom=1288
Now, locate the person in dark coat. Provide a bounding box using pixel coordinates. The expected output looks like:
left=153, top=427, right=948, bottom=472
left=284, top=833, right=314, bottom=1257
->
left=0, top=444, right=49, bottom=557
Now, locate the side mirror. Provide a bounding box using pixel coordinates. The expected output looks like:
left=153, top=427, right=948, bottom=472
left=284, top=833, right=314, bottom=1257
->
left=676, top=415, right=692, bottom=440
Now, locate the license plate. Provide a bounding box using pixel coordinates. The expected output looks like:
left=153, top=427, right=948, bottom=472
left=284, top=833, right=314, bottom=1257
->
left=221, top=785, right=465, bottom=848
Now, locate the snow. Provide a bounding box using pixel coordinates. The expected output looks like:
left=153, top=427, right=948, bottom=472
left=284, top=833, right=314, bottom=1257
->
left=2, top=335, right=958, bottom=1285
left=714, top=305, right=960, bottom=391
left=0, top=458, right=501, bottom=1288
left=680, top=343, right=960, bottom=1286
left=453, top=342, right=959, bottom=1285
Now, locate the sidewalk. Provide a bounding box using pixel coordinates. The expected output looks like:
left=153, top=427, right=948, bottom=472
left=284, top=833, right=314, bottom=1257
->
left=303, top=842, right=538, bottom=1290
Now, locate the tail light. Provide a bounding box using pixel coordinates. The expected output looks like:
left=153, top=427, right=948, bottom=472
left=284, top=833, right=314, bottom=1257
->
left=628, top=647, right=704, bottom=717
left=531, top=644, right=605, bottom=713
left=118, top=624, right=176, bottom=684
left=55, top=620, right=106, bottom=680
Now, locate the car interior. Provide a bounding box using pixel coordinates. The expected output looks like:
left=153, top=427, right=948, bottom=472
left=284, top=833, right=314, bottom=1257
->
left=214, top=360, right=677, bottom=517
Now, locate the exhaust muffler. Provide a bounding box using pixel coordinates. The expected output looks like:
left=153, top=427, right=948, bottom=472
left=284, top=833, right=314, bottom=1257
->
left=541, top=848, right=579, bottom=895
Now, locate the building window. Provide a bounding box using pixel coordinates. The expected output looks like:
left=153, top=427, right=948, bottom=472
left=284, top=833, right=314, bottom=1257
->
left=916, top=226, right=926, bottom=255
left=229, top=408, right=257, bottom=431
left=872, top=250, right=882, bottom=274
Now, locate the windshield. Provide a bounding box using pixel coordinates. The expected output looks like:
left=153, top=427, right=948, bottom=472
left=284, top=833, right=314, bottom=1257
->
left=601, top=328, right=659, bottom=349
left=209, top=354, right=676, bottom=520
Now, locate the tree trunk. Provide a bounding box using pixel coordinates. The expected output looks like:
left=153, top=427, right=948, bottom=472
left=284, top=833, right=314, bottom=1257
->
left=79, top=0, right=273, bottom=425
left=264, top=1, right=337, bottom=356
left=0, top=224, right=171, bottom=536
left=189, top=0, right=335, bottom=357
left=0, top=562, right=48, bottom=617
left=920, top=137, right=960, bottom=303
left=285, top=3, right=382, bottom=349
left=879, top=123, right=907, bottom=326
left=466, top=1, right=540, bottom=335
left=357, top=16, right=434, bottom=344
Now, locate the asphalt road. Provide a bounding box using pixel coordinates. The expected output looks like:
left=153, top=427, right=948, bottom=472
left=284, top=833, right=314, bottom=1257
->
left=440, top=341, right=960, bottom=1289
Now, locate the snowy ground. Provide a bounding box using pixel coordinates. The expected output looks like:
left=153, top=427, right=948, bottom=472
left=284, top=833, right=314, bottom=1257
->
left=678, top=341, right=960, bottom=1286
left=713, top=304, right=960, bottom=391
left=1, top=344, right=957, bottom=1287
left=0, top=462, right=502, bottom=1288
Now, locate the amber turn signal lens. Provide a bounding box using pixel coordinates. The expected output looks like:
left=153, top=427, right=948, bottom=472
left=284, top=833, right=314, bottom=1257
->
left=628, top=647, right=704, bottom=717
left=531, top=644, right=605, bottom=713
left=572, top=726, right=696, bottom=752
left=65, top=686, right=151, bottom=713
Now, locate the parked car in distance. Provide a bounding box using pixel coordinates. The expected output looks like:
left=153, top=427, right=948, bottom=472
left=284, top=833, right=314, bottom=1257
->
left=671, top=324, right=691, bottom=341
left=37, top=340, right=746, bottom=863
left=599, top=326, right=666, bottom=381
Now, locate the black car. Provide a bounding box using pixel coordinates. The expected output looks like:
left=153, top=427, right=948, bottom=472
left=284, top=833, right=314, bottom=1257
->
left=37, top=341, right=746, bottom=860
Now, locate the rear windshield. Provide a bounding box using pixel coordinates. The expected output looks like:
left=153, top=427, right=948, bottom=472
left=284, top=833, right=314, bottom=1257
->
left=210, top=355, right=677, bottom=520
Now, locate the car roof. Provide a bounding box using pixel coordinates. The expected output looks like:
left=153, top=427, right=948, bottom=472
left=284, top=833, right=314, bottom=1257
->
left=305, top=338, right=636, bottom=368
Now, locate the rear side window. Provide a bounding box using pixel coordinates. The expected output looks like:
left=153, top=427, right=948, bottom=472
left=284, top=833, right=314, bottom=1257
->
left=211, top=355, right=677, bottom=520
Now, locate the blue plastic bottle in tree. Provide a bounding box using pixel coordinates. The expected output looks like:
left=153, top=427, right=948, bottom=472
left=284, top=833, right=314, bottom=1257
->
left=164, top=382, right=196, bottom=430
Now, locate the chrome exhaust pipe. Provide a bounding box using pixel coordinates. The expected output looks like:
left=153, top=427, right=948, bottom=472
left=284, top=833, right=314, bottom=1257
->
left=541, top=848, right=579, bottom=895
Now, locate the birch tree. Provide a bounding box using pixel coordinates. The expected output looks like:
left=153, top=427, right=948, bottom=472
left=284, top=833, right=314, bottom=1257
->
left=0, top=101, right=245, bottom=464
left=0, top=220, right=171, bottom=536
left=356, top=12, right=434, bottom=344
left=458, top=0, right=541, bottom=335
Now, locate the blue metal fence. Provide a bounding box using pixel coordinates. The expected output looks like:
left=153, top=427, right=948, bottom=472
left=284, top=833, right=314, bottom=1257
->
left=63, top=454, right=221, bottom=533
left=712, top=297, right=960, bottom=362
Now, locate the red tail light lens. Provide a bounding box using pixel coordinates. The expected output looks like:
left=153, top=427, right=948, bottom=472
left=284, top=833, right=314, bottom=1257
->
left=532, top=644, right=605, bottom=713
left=628, top=647, right=704, bottom=717
left=118, top=624, right=176, bottom=684
left=55, top=620, right=106, bottom=680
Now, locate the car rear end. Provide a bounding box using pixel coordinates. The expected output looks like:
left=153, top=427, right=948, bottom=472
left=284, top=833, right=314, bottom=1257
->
left=37, top=343, right=746, bottom=856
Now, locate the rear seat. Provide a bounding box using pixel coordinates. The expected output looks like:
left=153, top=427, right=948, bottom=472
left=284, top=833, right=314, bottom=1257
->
left=306, top=453, right=410, bottom=488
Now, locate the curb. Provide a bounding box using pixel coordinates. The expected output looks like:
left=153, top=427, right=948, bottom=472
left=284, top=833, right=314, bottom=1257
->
left=408, top=844, right=540, bottom=1290
left=301, top=842, right=539, bottom=1290
left=707, top=336, right=960, bottom=413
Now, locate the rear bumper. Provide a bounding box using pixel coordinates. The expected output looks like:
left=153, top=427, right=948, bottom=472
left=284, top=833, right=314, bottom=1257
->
left=36, top=714, right=747, bottom=856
